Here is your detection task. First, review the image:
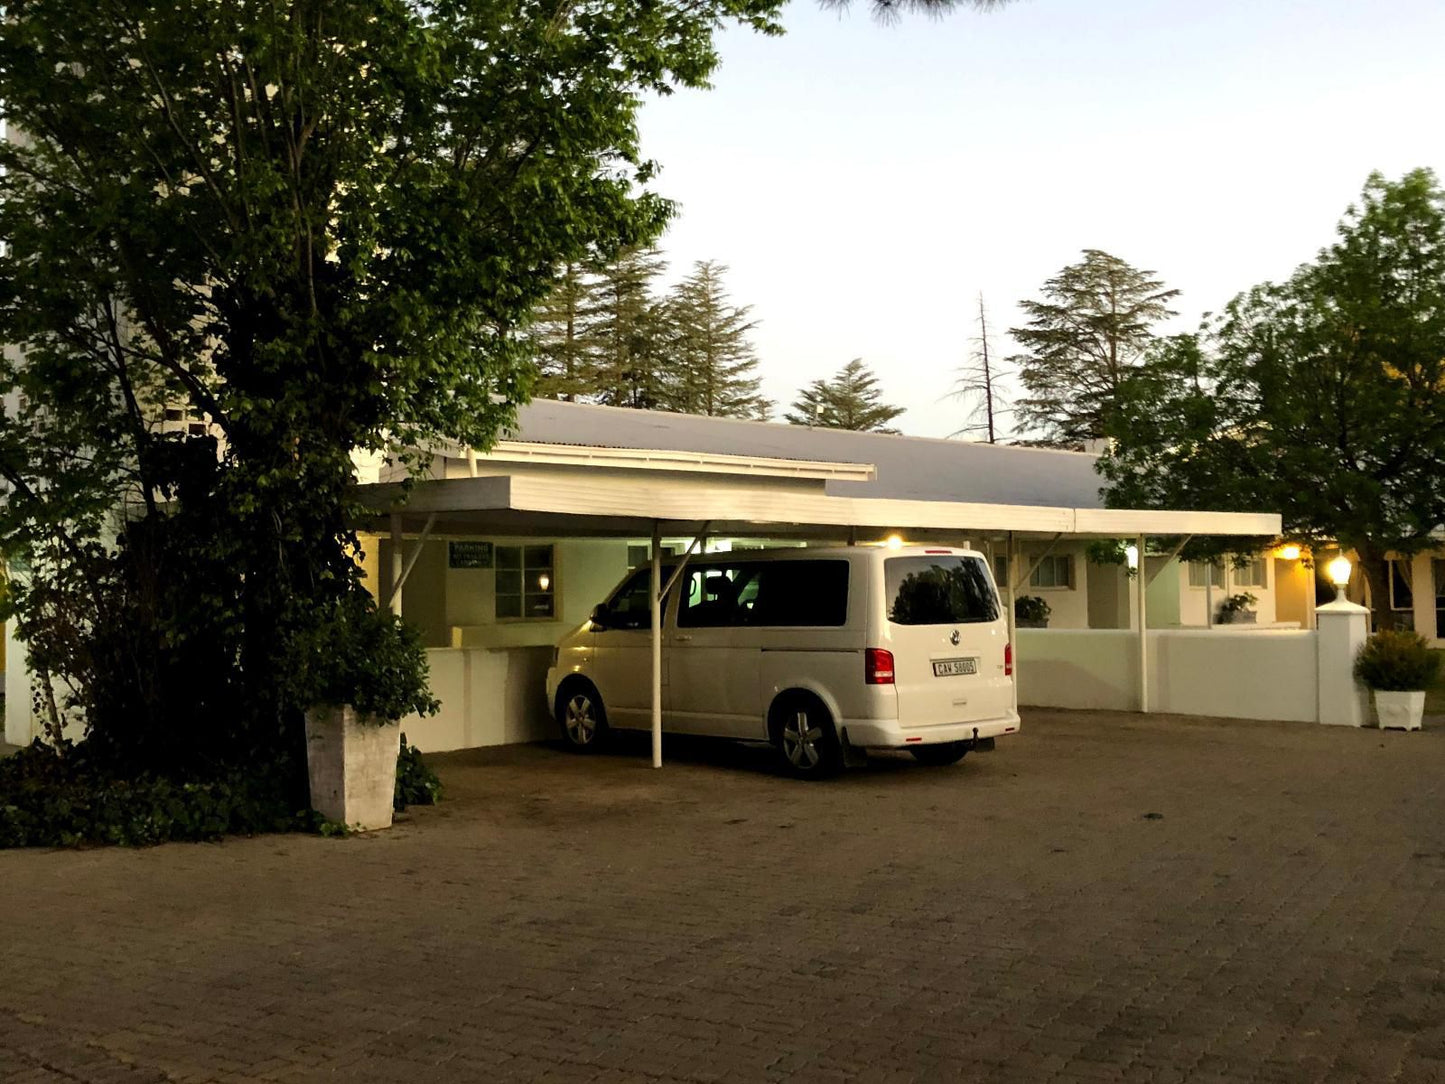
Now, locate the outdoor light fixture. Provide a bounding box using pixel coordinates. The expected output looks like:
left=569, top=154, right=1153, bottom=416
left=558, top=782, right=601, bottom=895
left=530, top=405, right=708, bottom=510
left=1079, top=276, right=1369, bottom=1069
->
left=1327, top=555, right=1352, bottom=601
left=886, top=534, right=904, bottom=549
left=538, top=574, right=551, bottom=592
left=1125, top=544, right=1139, bottom=570
left=1280, top=544, right=1301, bottom=561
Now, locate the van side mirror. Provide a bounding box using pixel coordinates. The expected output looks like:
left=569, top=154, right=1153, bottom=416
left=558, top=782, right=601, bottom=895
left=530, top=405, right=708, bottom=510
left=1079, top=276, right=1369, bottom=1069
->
left=590, top=604, right=611, bottom=629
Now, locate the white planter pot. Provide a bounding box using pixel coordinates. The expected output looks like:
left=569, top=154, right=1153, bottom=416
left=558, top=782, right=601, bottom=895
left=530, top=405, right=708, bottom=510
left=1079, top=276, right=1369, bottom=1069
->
left=1221, top=611, right=1257, bottom=625
left=305, top=705, right=401, bottom=830
left=1373, top=690, right=1425, bottom=731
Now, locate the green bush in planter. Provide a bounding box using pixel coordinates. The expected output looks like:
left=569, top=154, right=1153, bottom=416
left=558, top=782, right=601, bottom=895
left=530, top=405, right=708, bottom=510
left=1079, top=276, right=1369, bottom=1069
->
left=295, top=594, right=440, bottom=722
left=1014, top=595, right=1052, bottom=624
left=1354, top=629, right=1440, bottom=691
left=1217, top=592, right=1257, bottom=620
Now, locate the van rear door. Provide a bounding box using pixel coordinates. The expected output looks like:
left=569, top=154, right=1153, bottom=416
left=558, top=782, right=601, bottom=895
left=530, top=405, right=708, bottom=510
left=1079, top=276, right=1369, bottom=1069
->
left=883, top=554, right=1012, bottom=728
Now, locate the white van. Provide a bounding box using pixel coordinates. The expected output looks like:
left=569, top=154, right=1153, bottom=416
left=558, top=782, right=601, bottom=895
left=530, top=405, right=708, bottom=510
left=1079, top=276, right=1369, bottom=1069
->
left=544, top=546, right=1019, bottom=777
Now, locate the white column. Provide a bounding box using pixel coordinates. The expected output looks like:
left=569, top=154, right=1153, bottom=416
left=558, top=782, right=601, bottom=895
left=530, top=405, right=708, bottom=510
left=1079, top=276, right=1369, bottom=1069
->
left=1315, top=599, right=1371, bottom=726
left=1137, top=534, right=1149, bottom=713
left=389, top=514, right=404, bottom=618
left=650, top=522, right=663, bottom=769
left=1007, top=531, right=1019, bottom=713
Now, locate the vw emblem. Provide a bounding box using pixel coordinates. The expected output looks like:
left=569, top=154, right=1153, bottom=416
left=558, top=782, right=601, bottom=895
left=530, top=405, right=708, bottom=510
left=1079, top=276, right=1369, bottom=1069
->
left=949, top=629, right=961, bottom=646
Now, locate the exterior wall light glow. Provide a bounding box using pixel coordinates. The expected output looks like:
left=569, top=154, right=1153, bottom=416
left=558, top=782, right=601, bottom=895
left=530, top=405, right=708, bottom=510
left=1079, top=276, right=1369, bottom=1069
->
left=1327, top=555, right=1351, bottom=601
left=1279, top=544, right=1301, bottom=561
left=538, top=574, right=551, bottom=592
left=885, top=534, right=904, bottom=549
left=1125, top=544, right=1139, bottom=570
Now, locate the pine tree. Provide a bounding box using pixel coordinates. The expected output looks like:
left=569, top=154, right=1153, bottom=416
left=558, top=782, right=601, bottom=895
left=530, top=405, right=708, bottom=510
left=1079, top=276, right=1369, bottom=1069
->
left=591, top=247, right=671, bottom=409
left=951, top=294, right=1010, bottom=442
left=665, top=261, right=771, bottom=419
left=530, top=261, right=602, bottom=402
left=786, top=359, right=905, bottom=432
left=1010, top=249, right=1179, bottom=447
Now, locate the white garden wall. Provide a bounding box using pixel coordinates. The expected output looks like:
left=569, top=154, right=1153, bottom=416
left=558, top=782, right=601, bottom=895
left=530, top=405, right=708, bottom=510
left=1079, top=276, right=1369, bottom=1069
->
left=398, top=645, right=555, bottom=752
left=1017, top=627, right=1319, bottom=724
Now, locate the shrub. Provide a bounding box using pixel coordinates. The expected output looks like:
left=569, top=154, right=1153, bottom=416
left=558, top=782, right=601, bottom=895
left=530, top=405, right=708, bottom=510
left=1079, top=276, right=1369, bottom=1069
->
left=294, top=593, right=440, bottom=722
left=1354, top=629, right=1441, bottom=691
left=0, top=739, right=306, bottom=848
left=1218, top=592, right=1257, bottom=618
left=1014, top=595, right=1052, bottom=624
left=394, top=734, right=442, bottom=812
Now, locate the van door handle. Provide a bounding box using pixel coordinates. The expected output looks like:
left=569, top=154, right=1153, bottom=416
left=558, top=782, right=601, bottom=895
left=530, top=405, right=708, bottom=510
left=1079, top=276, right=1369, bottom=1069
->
left=674, top=634, right=693, bottom=642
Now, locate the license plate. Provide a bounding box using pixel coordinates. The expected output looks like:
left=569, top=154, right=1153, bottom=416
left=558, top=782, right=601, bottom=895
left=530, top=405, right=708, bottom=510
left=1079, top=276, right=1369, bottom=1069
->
left=932, top=657, right=977, bottom=677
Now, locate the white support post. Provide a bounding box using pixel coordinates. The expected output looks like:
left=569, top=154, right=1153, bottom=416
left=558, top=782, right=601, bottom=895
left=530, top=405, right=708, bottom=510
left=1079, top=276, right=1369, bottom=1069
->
left=1007, top=531, right=1019, bottom=713
left=389, top=514, right=404, bottom=618
left=1137, top=533, right=1149, bottom=713
left=650, top=522, right=663, bottom=769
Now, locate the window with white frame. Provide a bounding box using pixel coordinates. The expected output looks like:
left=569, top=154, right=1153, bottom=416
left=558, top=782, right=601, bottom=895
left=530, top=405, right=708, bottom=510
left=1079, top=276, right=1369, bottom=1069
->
left=1188, top=560, right=1223, bottom=588
left=1231, top=558, right=1267, bottom=589
left=1029, top=554, right=1074, bottom=590
left=1390, top=559, right=1414, bottom=612
left=992, top=554, right=1009, bottom=589
left=495, top=544, right=555, bottom=620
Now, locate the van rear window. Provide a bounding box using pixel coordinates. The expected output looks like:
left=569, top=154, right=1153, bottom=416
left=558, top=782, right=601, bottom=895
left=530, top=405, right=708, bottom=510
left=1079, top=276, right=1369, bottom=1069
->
left=885, top=556, right=999, bottom=625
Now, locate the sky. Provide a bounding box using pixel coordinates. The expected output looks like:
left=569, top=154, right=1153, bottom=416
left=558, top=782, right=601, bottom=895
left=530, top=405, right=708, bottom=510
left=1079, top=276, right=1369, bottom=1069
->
left=636, top=0, right=1445, bottom=439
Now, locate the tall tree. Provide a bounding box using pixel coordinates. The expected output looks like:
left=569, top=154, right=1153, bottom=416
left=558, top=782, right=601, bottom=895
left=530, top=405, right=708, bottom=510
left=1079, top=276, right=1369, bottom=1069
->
left=530, top=262, right=603, bottom=403
left=666, top=260, right=771, bottom=419
left=787, top=359, right=905, bottom=432
left=590, top=248, right=673, bottom=410
left=951, top=293, right=1009, bottom=442
left=1010, top=249, right=1179, bottom=448
left=1102, top=169, right=1445, bottom=631
left=0, top=0, right=785, bottom=776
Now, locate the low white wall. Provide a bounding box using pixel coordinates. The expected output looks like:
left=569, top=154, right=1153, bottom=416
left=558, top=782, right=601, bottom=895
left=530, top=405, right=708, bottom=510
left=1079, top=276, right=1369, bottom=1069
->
left=1017, top=627, right=1319, bottom=724
left=399, top=645, right=555, bottom=752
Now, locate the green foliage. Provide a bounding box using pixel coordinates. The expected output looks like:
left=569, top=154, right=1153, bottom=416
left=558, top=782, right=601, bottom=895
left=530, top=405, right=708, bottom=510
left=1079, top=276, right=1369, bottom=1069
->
left=1014, top=595, right=1051, bottom=623
left=1010, top=249, right=1179, bottom=447
left=0, top=0, right=785, bottom=786
left=1218, top=592, right=1257, bottom=617
left=1354, top=629, right=1441, bottom=692
left=665, top=261, right=771, bottom=419
left=786, top=359, right=904, bottom=432
left=394, top=734, right=442, bottom=812
left=1102, top=170, right=1445, bottom=631
left=0, top=739, right=305, bottom=848
left=588, top=247, right=675, bottom=410
left=293, top=595, right=439, bottom=722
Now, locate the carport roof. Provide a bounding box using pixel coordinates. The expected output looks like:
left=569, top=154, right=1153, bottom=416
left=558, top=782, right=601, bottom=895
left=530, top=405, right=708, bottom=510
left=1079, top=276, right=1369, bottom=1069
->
left=503, top=399, right=1108, bottom=509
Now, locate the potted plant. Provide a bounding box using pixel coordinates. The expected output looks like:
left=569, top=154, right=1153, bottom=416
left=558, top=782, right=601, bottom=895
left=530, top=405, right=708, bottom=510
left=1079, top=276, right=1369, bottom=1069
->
left=1015, top=595, right=1052, bottom=629
left=297, top=594, right=439, bottom=830
left=1217, top=592, right=1258, bottom=625
left=1354, top=629, right=1440, bottom=731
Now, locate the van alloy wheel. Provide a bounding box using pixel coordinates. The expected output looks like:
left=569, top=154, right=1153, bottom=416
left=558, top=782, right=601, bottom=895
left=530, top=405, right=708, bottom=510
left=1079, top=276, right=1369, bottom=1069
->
left=774, top=698, right=841, bottom=778
left=782, top=709, right=822, bottom=769
left=558, top=683, right=607, bottom=752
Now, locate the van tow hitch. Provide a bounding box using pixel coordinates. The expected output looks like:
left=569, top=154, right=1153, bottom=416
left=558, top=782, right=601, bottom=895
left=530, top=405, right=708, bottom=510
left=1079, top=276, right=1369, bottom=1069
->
left=968, top=727, right=996, bottom=753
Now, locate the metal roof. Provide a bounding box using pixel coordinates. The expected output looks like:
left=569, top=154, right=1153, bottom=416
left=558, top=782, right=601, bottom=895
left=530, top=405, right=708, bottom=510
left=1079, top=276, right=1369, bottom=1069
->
left=504, top=399, right=1107, bottom=510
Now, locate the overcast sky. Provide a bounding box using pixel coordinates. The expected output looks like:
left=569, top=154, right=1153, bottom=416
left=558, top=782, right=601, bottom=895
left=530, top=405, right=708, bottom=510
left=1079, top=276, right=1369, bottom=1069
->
left=637, top=0, right=1445, bottom=439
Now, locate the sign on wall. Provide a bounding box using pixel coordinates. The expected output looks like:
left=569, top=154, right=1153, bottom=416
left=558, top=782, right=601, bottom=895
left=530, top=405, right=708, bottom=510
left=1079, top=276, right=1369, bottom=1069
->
left=448, top=541, right=494, bottom=569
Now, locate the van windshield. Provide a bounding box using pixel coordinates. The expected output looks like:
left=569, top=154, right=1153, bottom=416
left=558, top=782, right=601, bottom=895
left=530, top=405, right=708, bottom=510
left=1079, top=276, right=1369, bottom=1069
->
left=885, top=556, right=999, bottom=625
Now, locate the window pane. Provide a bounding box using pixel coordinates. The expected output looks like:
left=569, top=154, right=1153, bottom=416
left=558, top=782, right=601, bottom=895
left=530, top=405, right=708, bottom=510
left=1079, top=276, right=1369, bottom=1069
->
left=750, top=561, right=850, bottom=626
left=886, top=557, right=999, bottom=625
left=495, top=594, right=522, bottom=619
left=526, top=595, right=555, bottom=619
left=524, top=545, right=552, bottom=568
left=678, top=566, right=755, bottom=628
left=496, top=545, right=522, bottom=569
left=496, top=570, right=521, bottom=596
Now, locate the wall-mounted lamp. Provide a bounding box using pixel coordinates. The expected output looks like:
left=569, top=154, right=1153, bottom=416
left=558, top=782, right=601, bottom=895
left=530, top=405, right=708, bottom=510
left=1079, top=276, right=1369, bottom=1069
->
left=1125, top=544, right=1139, bottom=571
left=538, top=573, right=551, bottom=592
left=885, top=534, right=904, bottom=550
left=1326, top=555, right=1351, bottom=601
left=1279, top=544, right=1301, bottom=561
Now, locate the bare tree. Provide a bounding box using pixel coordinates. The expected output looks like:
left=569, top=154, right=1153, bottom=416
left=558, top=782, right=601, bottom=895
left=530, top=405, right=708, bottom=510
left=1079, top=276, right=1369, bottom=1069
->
left=951, top=294, right=1010, bottom=442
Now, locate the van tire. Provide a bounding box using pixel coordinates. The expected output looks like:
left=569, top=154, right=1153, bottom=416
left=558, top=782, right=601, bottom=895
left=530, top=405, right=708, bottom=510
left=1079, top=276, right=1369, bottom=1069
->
left=557, top=679, right=608, bottom=752
left=769, top=694, right=843, bottom=779
left=909, top=742, right=969, bottom=767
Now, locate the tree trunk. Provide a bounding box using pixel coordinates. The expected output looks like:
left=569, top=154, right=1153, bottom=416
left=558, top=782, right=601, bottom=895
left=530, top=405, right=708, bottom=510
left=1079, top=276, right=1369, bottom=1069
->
left=1355, top=546, right=1394, bottom=632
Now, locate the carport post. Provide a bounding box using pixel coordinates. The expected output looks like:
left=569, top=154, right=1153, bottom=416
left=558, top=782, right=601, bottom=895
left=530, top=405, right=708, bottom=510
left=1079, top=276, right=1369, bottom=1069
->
left=1007, top=531, right=1018, bottom=713
left=1137, top=533, right=1149, bottom=713
left=389, top=514, right=404, bottom=617
left=650, top=523, right=663, bottom=769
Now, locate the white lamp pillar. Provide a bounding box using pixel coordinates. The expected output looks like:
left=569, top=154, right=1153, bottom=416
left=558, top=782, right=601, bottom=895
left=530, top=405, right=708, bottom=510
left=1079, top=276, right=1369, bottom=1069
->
left=1317, top=556, right=1370, bottom=726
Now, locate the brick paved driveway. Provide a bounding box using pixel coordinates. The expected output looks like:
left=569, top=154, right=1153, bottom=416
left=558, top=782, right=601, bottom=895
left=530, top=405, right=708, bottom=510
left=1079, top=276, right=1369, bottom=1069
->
left=3, top=710, right=1445, bottom=1083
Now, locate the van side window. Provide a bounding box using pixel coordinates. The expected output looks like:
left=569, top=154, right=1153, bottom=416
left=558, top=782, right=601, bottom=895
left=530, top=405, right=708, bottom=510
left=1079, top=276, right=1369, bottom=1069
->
left=678, top=565, right=759, bottom=628
left=604, top=569, right=666, bottom=630
left=750, top=561, right=849, bottom=626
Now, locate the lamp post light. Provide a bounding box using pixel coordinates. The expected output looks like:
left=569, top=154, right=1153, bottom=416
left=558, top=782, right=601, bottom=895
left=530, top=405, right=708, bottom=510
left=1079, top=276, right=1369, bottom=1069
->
left=1327, top=554, right=1352, bottom=602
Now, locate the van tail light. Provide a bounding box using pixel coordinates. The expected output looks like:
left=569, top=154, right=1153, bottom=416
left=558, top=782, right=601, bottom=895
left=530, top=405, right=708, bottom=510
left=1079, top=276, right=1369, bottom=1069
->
left=865, top=648, right=895, bottom=685
left=1004, top=642, right=1013, bottom=677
